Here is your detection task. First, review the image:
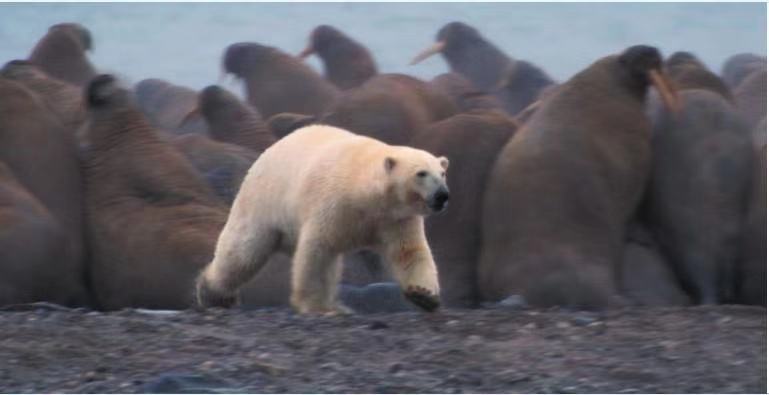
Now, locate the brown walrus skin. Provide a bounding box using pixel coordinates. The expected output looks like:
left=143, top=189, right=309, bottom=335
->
left=1, top=60, right=86, bottom=134
left=322, top=73, right=457, bottom=145
left=0, top=77, right=90, bottom=307
left=665, top=51, right=733, bottom=101
left=0, top=161, right=77, bottom=307
left=83, top=75, right=297, bottom=310
left=266, top=112, right=317, bottom=140
left=429, top=73, right=506, bottom=113
left=166, top=132, right=259, bottom=206
left=298, top=25, right=378, bottom=90
left=260, top=78, right=459, bottom=147
left=28, top=23, right=97, bottom=87
left=223, top=42, right=340, bottom=118
left=477, top=45, right=678, bottom=310
left=644, top=89, right=754, bottom=304
left=409, top=110, right=518, bottom=308
left=82, top=74, right=233, bottom=310
left=134, top=78, right=208, bottom=136
left=736, top=142, right=766, bottom=306
left=198, top=85, right=275, bottom=152
left=618, top=223, right=691, bottom=307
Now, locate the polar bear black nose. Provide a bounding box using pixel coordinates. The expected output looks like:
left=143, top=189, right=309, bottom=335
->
left=429, top=188, right=450, bottom=212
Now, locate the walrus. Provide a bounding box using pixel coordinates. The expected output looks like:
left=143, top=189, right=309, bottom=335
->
left=665, top=51, right=733, bottom=101
left=618, top=223, right=691, bottom=306
left=409, top=110, right=518, bottom=308
left=0, top=60, right=86, bottom=134
left=222, top=42, right=340, bottom=118
left=477, top=45, right=680, bottom=309
left=82, top=74, right=292, bottom=310
left=298, top=25, right=378, bottom=90
left=410, top=21, right=554, bottom=117
left=28, top=23, right=97, bottom=87
left=721, top=53, right=766, bottom=89
left=322, top=73, right=457, bottom=145
left=134, top=78, right=208, bottom=135
left=429, top=73, right=506, bottom=113
left=0, top=77, right=89, bottom=307
left=510, top=84, right=562, bottom=126
left=644, top=88, right=754, bottom=304
left=736, top=142, right=766, bottom=305
left=266, top=112, right=317, bottom=140
left=752, top=118, right=767, bottom=147
left=0, top=161, right=82, bottom=307
left=167, top=132, right=259, bottom=205
left=733, top=67, right=767, bottom=130
left=197, top=85, right=275, bottom=152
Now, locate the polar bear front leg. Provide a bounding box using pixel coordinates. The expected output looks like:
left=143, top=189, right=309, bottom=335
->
left=290, top=228, right=349, bottom=315
left=382, top=219, right=441, bottom=312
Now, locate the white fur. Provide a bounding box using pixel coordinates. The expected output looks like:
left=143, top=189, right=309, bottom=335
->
left=199, top=125, right=448, bottom=313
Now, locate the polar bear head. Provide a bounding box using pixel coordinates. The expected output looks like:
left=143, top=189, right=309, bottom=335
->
left=384, top=147, right=450, bottom=217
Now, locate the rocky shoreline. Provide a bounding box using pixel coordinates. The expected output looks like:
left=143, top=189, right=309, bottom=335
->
left=0, top=304, right=764, bottom=393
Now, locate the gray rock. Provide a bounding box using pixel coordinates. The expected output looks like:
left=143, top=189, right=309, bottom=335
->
left=338, top=282, right=416, bottom=314
left=483, top=294, right=528, bottom=310
left=141, top=373, right=239, bottom=394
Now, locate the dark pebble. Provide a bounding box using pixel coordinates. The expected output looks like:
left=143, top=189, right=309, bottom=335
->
left=140, top=373, right=237, bottom=394
left=388, top=362, right=402, bottom=373
left=368, top=321, right=389, bottom=330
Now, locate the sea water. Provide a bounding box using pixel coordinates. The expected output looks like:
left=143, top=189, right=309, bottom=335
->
left=0, top=2, right=765, bottom=92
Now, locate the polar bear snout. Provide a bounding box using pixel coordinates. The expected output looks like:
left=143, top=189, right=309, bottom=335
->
left=428, top=187, right=450, bottom=213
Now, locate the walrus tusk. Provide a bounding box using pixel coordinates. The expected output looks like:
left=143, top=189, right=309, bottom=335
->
left=513, top=99, right=541, bottom=125
left=409, top=41, right=446, bottom=65
left=179, top=107, right=200, bottom=127
left=491, top=63, right=517, bottom=91
left=649, top=69, right=681, bottom=113
left=297, top=45, right=314, bottom=60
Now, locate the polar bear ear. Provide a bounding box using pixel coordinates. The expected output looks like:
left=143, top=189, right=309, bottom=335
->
left=439, top=156, right=450, bottom=170
left=384, top=157, right=397, bottom=173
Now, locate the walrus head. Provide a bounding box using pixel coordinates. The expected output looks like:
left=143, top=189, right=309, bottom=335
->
left=28, top=22, right=96, bottom=87
left=194, top=85, right=257, bottom=131
left=198, top=85, right=234, bottom=120
left=665, top=51, right=706, bottom=70
left=86, top=74, right=129, bottom=108
left=0, top=60, right=42, bottom=80
left=410, top=21, right=486, bottom=65
left=722, top=53, right=766, bottom=88
left=222, top=42, right=278, bottom=79
left=618, top=45, right=681, bottom=113
left=49, top=23, right=93, bottom=52
left=298, top=25, right=349, bottom=59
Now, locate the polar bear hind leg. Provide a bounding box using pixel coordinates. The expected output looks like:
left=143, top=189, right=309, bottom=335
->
left=196, top=216, right=280, bottom=308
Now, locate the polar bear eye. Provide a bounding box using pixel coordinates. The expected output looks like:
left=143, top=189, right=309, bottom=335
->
left=441, top=171, right=446, bottom=178
left=416, top=170, right=428, bottom=178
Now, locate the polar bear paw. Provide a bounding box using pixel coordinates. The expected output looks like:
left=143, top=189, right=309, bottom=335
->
left=404, top=285, right=440, bottom=312
left=195, top=275, right=238, bottom=309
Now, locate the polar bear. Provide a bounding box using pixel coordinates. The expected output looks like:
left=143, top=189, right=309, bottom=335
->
left=196, top=125, right=450, bottom=314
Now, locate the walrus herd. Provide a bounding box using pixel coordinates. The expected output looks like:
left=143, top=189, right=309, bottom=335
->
left=0, top=21, right=765, bottom=312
